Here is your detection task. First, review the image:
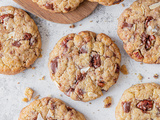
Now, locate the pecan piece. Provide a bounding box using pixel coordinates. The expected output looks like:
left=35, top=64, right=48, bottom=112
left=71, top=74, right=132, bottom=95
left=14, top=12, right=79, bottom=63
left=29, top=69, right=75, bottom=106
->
left=75, top=73, right=86, bottom=85
left=24, top=33, right=32, bottom=40
left=0, top=14, right=14, bottom=24
left=65, top=88, right=75, bottom=97
left=12, top=41, right=21, bottom=47
left=122, top=22, right=133, bottom=29
left=113, top=0, right=122, bottom=4
left=51, top=57, right=59, bottom=74
left=122, top=102, right=131, bottom=113
left=97, top=81, right=105, bottom=87
left=45, top=3, right=54, bottom=10
left=136, top=100, right=154, bottom=112
left=77, top=89, right=84, bottom=96
left=89, top=53, right=101, bottom=69
left=133, top=50, right=143, bottom=59
left=64, top=7, right=71, bottom=11
left=145, top=16, right=153, bottom=27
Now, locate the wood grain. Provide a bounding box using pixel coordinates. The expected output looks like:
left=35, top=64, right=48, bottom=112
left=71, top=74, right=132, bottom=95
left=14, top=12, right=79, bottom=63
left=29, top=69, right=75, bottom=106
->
left=13, top=0, right=98, bottom=24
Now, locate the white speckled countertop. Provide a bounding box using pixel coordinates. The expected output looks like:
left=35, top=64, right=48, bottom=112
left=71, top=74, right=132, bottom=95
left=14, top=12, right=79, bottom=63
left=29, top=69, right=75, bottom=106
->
left=1, top=0, right=160, bottom=120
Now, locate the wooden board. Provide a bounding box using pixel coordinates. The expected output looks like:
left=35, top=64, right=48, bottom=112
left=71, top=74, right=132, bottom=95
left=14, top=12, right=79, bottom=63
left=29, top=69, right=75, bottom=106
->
left=13, top=0, right=98, bottom=24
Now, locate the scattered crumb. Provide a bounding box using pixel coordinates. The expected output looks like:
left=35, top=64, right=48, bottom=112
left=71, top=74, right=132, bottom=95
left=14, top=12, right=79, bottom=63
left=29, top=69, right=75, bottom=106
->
left=154, top=74, right=159, bottom=79
left=32, top=67, right=36, bottom=70
left=120, top=65, right=128, bottom=75
left=122, top=3, right=125, bottom=7
left=60, top=94, right=62, bottom=97
left=137, top=73, right=143, bottom=80
left=24, top=87, right=34, bottom=101
left=140, top=62, right=143, bottom=65
left=103, top=96, right=112, bottom=108
left=90, top=20, right=93, bottom=22
left=79, top=24, right=82, bottom=26
left=40, top=76, right=45, bottom=80
left=89, top=102, right=92, bottom=104
left=93, top=112, right=95, bottom=114
left=32, top=75, right=34, bottom=77
left=34, top=95, right=40, bottom=100
left=148, top=77, right=150, bottom=79
left=135, top=73, right=137, bottom=75
left=48, top=95, right=52, bottom=97
left=39, top=54, right=42, bottom=58
left=17, top=82, right=20, bottom=84
left=22, top=98, right=28, bottom=102
left=97, top=109, right=100, bottom=111
left=70, top=24, right=75, bottom=28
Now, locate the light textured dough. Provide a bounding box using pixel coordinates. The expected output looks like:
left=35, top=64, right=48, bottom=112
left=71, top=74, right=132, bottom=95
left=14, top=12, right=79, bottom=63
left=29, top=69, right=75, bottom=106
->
left=115, top=83, right=160, bottom=120
left=32, top=0, right=84, bottom=13
left=88, top=0, right=123, bottom=6
left=118, top=0, right=160, bottom=64
left=48, top=31, right=121, bottom=102
left=19, top=97, right=86, bottom=120
left=0, top=6, right=41, bottom=75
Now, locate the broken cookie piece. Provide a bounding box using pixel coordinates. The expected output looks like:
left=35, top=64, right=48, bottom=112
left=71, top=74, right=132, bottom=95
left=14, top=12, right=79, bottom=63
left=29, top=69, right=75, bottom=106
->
left=24, top=87, right=34, bottom=101
left=103, top=96, right=112, bottom=108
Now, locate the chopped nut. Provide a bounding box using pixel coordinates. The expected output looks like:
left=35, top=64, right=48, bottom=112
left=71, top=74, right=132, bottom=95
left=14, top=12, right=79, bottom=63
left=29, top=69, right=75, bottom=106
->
left=103, top=96, right=112, bottom=108
left=79, top=24, right=82, bottom=26
left=137, top=73, right=143, bottom=80
left=90, top=20, right=93, bottom=22
left=60, top=94, right=62, bottom=97
left=149, top=2, right=160, bottom=9
left=70, top=24, right=75, bottom=28
left=40, top=76, right=45, bottom=80
left=22, top=98, right=28, bottom=102
left=89, top=102, right=92, bottom=104
left=120, top=65, right=128, bottom=75
left=122, top=3, right=125, bottom=7
left=39, top=54, right=42, bottom=58
left=154, top=74, right=159, bottom=79
left=24, top=87, right=34, bottom=101
left=34, top=95, right=40, bottom=100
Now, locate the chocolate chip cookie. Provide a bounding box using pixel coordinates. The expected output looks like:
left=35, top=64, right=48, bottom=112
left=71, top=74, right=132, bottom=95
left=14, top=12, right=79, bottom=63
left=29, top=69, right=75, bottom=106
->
left=19, top=97, right=86, bottom=120
left=48, top=31, right=121, bottom=102
left=0, top=6, right=41, bottom=75
left=32, top=0, right=84, bottom=13
left=115, top=83, right=160, bottom=120
left=118, top=0, right=160, bottom=64
left=88, top=0, right=123, bottom=6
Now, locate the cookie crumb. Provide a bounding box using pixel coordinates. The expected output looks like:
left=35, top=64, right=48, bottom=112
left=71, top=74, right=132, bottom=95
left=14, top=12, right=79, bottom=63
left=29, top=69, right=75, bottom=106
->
left=120, top=65, right=128, bottom=75
left=70, top=24, right=75, bottom=28
left=79, top=24, right=82, bottom=26
left=40, top=76, right=45, bottom=80
left=90, top=20, right=93, bottom=22
left=122, top=3, right=125, bottom=7
left=24, top=87, right=34, bottom=101
left=34, top=95, right=40, bottom=100
left=154, top=74, right=159, bottom=79
left=17, top=82, right=20, bottom=84
left=89, top=102, right=92, bottom=104
left=32, top=67, right=36, bottom=70
left=60, top=94, right=62, bottom=97
left=22, top=98, right=28, bottom=102
left=103, top=96, right=112, bottom=108
left=140, top=62, right=143, bottom=65
left=137, top=73, right=143, bottom=80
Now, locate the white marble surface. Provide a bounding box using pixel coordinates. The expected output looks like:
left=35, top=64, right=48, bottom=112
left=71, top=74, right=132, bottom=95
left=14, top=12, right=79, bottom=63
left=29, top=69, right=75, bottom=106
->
left=1, top=0, right=160, bottom=120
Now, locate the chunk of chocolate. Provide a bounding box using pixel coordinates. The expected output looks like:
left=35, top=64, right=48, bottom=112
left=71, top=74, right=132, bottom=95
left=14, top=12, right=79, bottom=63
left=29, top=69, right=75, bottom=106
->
left=115, top=63, right=120, bottom=73
left=24, top=33, right=32, bottom=40
left=64, top=7, right=71, bottom=11
left=51, top=57, right=59, bottom=74
left=45, top=3, right=54, bottom=10
left=122, top=102, right=131, bottom=113
left=122, top=22, right=133, bottom=29
left=145, top=16, right=153, bottom=27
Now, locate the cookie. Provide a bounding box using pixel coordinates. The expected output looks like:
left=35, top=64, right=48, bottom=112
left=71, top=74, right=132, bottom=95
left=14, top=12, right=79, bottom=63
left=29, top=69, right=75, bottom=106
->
left=88, top=0, right=123, bottom=6
left=115, top=83, right=160, bottom=120
left=32, top=0, right=84, bottom=13
left=19, top=97, right=86, bottom=120
left=48, top=31, right=121, bottom=102
left=0, top=6, right=41, bottom=75
left=118, top=0, right=160, bottom=64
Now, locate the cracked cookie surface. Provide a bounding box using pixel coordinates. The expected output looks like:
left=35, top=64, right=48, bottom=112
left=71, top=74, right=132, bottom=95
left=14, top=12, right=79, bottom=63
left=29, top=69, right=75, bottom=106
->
left=118, top=0, right=160, bottom=64
left=48, top=31, right=121, bottom=102
left=32, top=0, right=84, bottom=13
left=115, top=83, right=160, bottom=120
left=88, top=0, right=123, bottom=6
left=19, top=97, right=86, bottom=120
left=0, top=6, right=41, bottom=75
